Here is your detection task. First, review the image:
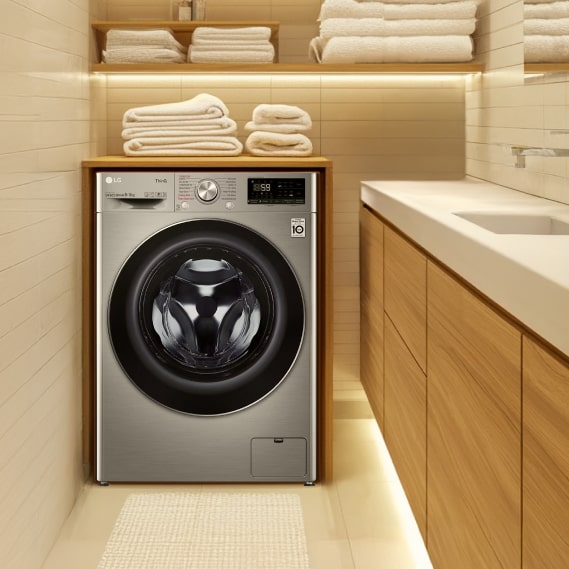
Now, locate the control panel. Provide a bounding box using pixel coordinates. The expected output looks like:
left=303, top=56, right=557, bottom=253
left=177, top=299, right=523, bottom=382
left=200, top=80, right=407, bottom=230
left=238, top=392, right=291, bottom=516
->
left=247, top=178, right=306, bottom=205
left=97, top=171, right=316, bottom=214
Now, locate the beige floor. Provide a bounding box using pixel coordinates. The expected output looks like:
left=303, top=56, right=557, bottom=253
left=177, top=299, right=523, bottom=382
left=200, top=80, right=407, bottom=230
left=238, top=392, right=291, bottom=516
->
left=41, top=382, right=433, bottom=569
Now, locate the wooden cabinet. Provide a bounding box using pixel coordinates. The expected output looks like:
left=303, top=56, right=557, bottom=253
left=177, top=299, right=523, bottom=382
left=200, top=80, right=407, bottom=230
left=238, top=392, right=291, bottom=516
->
left=384, top=317, right=427, bottom=539
left=359, top=206, right=385, bottom=428
left=82, top=155, right=334, bottom=482
left=361, top=204, right=569, bottom=569
left=523, top=336, right=569, bottom=569
left=384, top=225, right=426, bottom=372
left=427, top=262, right=521, bottom=569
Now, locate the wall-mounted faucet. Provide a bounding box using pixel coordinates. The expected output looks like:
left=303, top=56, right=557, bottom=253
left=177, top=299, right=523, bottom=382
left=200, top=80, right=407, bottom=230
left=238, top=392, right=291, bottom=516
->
left=511, top=146, right=569, bottom=168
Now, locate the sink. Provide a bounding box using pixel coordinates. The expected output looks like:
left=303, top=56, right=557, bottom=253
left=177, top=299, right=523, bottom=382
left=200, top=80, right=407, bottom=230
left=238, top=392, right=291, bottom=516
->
left=453, top=212, right=569, bottom=235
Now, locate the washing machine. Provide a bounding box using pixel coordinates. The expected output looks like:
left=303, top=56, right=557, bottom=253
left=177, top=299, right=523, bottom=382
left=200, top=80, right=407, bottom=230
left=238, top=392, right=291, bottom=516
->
left=96, top=170, right=317, bottom=484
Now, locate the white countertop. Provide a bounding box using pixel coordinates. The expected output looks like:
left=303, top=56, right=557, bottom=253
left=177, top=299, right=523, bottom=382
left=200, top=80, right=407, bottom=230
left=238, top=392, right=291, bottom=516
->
left=361, top=177, right=569, bottom=357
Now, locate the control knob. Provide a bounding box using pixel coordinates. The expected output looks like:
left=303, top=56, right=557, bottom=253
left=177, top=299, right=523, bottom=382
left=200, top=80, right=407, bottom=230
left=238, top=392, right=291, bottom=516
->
left=196, top=179, right=219, bottom=203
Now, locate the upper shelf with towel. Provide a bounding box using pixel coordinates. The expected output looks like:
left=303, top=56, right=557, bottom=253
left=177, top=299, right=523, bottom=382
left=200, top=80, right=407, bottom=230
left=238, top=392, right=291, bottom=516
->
left=91, top=20, right=483, bottom=74
left=92, top=20, right=281, bottom=67
left=310, top=0, right=478, bottom=65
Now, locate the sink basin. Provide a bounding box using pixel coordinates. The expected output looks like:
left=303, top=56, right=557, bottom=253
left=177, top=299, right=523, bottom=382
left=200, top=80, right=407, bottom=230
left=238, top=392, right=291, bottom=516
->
left=453, top=212, right=569, bottom=235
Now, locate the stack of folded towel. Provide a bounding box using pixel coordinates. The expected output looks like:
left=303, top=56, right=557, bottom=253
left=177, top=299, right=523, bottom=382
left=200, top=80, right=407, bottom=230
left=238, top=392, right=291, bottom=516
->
left=245, top=104, right=313, bottom=156
left=121, top=93, right=243, bottom=156
left=188, top=27, right=275, bottom=64
left=102, top=29, right=187, bottom=64
left=309, top=0, right=478, bottom=64
left=524, top=0, right=569, bottom=63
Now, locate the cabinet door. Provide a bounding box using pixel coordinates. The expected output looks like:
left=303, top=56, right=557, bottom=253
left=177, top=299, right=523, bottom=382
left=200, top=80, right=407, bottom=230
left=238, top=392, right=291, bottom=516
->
left=360, top=206, right=384, bottom=428
left=384, top=226, right=426, bottom=372
left=427, top=262, right=521, bottom=569
left=384, top=316, right=427, bottom=539
left=523, top=336, right=569, bottom=569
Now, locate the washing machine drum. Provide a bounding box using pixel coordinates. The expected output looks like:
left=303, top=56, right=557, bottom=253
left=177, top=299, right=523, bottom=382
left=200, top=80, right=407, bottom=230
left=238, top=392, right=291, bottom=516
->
left=153, top=258, right=261, bottom=369
left=108, top=219, right=305, bottom=415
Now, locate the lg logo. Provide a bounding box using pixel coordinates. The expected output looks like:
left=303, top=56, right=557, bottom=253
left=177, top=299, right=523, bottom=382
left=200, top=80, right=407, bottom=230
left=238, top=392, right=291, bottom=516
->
left=105, top=176, right=122, bottom=184
left=291, top=218, right=306, bottom=238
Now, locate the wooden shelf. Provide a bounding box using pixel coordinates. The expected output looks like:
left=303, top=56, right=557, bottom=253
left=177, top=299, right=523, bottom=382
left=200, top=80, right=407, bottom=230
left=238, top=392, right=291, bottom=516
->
left=91, top=61, right=484, bottom=74
left=91, top=20, right=483, bottom=75
left=525, top=63, right=569, bottom=74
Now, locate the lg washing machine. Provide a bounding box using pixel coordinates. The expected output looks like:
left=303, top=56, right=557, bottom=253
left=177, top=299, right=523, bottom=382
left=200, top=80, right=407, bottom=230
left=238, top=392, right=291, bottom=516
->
left=96, top=170, right=317, bottom=483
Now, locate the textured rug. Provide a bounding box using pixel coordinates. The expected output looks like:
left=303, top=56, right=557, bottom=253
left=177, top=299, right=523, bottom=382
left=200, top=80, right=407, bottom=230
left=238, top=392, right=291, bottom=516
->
left=97, top=492, right=310, bottom=569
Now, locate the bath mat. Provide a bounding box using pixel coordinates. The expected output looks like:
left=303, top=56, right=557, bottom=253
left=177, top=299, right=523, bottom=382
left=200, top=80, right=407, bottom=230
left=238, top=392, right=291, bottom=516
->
left=97, top=492, right=310, bottom=569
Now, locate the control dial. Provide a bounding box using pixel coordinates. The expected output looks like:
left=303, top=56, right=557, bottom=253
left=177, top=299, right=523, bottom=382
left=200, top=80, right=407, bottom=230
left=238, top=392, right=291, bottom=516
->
left=195, top=179, right=219, bottom=203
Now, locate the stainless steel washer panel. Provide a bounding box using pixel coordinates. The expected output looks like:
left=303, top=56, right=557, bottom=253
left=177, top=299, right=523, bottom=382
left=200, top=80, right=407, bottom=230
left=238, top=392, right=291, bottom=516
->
left=95, top=170, right=318, bottom=483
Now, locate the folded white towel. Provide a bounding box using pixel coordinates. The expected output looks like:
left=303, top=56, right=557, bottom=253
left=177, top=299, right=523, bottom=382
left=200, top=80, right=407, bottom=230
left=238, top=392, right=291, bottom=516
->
left=524, top=35, right=569, bottom=62
left=524, top=1, right=569, bottom=18
left=103, top=48, right=186, bottom=64
left=525, top=18, right=569, bottom=35
left=106, top=29, right=186, bottom=52
left=123, top=94, right=229, bottom=126
left=122, top=118, right=238, bottom=140
left=192, top=26, right=272, bottom=42
left=189, top=42, right=274, bottom=52
left=319, top=0, right=384, bottom=21
left=320, top=18, right=476, bottom=38
left=384, top=1, right=478, bottom=20
left=245, top=131, right=313, bottom=156
left=124, top=136, right=243, bottom=156
left=252, top=104, right=312, bottom=129
left=245, top=121, right=311, bottom=134
left=188, top=46, right=275, bottom=63
left=319, top=35, right=474, bottom=63
left=191, top=37, right=272, bottom=46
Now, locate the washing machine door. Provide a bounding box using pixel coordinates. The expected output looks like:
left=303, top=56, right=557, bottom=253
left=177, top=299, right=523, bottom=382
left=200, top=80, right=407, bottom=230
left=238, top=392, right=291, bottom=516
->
left=108, top=219, right=305, bottom=415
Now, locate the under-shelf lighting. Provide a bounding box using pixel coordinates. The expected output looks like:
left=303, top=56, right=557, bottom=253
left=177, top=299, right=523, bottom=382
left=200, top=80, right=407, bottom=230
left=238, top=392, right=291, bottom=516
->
left=95, top=72, right=474, bottom=82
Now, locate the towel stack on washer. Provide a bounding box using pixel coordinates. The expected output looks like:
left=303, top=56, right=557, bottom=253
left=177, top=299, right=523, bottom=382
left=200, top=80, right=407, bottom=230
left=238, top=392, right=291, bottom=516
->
left=121, top=93, right=243, bottom=156
left=244, top=104, right=313, bottom=156
left=309, top=0, right=478, bottom=64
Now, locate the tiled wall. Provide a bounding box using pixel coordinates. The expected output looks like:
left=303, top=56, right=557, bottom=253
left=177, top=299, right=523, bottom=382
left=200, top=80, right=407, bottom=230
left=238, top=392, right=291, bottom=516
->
left=467, top=0, right=569, bottom=204
left=0, top=1, right=95, bottom=568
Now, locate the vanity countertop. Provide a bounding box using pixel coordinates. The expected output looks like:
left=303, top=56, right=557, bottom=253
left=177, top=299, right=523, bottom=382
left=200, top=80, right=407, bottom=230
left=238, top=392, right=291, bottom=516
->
left=361, top=177, right=569, bottom=357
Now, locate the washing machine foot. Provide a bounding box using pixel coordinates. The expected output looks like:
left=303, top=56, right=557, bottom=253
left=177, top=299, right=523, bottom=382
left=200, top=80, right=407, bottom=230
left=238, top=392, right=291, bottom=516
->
left=99, top=481, right=110, bottom=487
left=304, top=481, right=316, bottom=487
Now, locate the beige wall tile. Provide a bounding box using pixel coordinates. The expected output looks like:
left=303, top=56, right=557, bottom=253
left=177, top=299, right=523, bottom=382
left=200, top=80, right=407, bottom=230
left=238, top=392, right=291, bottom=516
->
left=466, top=0, right=569, bottom=206
left=0, top=0, right=94, bottom=567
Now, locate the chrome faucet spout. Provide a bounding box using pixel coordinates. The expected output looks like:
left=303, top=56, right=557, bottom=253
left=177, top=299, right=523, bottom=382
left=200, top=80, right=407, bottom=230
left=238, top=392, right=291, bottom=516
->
left=511, top=145, right=569, bottom=168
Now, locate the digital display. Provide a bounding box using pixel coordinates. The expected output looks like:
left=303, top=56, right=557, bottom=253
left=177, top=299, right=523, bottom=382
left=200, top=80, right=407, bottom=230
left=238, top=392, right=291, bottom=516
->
left=247, top=178, right=306, bottom=204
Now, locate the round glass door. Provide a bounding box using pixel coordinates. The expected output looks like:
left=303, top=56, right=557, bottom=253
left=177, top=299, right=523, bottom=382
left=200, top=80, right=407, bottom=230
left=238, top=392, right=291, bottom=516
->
left=108, top=219, right=305, bottom=415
